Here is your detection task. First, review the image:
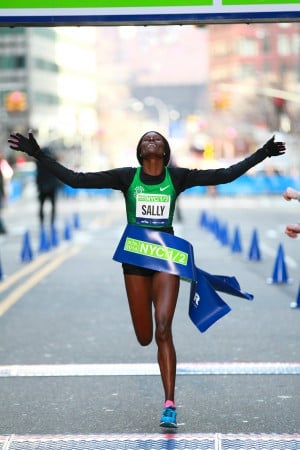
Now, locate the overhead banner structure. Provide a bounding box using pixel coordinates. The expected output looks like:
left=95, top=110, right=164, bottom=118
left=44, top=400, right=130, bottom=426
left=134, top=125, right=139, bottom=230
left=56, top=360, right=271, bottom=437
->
left=0, top=0, right=300, bottom=26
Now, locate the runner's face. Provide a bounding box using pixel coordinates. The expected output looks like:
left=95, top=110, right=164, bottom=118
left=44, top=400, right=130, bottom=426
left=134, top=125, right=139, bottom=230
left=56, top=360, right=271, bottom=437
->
left=140, top=132, right=165, bottom=161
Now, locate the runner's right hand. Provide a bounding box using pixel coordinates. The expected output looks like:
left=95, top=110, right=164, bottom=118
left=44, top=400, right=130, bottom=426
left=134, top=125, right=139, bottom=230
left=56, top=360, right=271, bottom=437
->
left=8, top=131, right=41, bottom=158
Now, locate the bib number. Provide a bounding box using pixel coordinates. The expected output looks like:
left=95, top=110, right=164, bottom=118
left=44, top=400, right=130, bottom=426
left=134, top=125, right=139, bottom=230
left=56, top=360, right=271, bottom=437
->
left=136, top=193, right=170, bottom=226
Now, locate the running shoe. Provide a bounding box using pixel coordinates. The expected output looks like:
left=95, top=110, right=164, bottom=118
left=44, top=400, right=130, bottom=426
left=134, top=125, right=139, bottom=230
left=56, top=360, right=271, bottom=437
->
left=160, top=406, right=177, bottom=428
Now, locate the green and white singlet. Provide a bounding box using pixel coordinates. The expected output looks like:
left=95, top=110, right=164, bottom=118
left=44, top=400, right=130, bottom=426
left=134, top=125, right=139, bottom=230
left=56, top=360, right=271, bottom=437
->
left=125, top=167, right=176, bottom=228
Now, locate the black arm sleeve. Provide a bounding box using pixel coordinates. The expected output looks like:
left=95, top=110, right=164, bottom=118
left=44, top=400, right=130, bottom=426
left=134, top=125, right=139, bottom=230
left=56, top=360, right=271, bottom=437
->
left=171, top=148, right=267, bottom=193
left=35, top=152, right=134, bottom=192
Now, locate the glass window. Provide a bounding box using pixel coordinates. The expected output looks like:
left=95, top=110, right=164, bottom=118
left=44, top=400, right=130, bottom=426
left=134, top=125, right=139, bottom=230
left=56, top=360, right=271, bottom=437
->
left=31, top=28, right=57, bottom=40
left=0, top=55, right=25, bottom=69
left=278, top=34, right=291, bottom=56
left=0, top=27, right=25, bottom=36
left=33, top=58, right=59, bottom=73
left=291, top=34, right=300, bottom=55
left=262, top=35, right=271, bottom=54
left=296, top=63, right=300, bottom=82
left=237, top=63, right=256, bottom=78
left=33, top=91, right=60, bottom=106
left=237, top=38, right=258, bottom=56
left=279, top=62, right=289, bottom=74
left=263, top=61, right=271, bottom=72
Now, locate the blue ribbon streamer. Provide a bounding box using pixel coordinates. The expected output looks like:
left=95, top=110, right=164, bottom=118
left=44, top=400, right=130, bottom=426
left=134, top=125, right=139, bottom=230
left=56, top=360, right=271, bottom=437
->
left=113, top=224, right=253, bottom=332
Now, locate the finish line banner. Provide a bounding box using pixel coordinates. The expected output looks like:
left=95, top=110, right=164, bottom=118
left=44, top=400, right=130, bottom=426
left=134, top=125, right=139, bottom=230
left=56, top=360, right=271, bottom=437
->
left=113, top=224, right=253, bottom=333
left=1, top=0, right=299, bottom=26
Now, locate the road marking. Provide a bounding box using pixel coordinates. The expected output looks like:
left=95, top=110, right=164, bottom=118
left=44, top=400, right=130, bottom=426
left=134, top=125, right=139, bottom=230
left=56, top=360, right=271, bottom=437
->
left=0, top=242, right=78, bottom=295
left=0, top=246, right=81, bottom=317
left=0, top=252, right=53, bottom=294
left=0, top=433, right=299, bottom=449
left=0, top=362, right=299, bottom=377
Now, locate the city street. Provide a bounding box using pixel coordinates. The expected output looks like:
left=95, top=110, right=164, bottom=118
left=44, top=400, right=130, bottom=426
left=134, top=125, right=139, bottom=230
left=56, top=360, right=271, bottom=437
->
left=0, top=192, right=299, bottom=449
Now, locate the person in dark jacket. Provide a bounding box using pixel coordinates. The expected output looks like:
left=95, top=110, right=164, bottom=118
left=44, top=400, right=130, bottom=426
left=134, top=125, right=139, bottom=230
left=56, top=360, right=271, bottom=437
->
left=8, top=130, right=286, bottom=428
left=36, top=146, right=60, bottom=226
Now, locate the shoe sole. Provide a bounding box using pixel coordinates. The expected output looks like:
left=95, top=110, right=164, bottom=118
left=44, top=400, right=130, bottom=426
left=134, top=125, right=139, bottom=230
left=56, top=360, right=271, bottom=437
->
left=160, top=421, right=177, bottom=428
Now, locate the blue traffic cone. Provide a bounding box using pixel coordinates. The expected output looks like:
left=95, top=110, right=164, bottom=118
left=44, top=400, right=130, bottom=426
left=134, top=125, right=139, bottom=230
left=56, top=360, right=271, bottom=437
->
left=220, top=223, right=229, bottom=246
left=290, top=284, right=300, bottom=309
left=267, top=243, right=291, bottom=284
left=73, top=212, right=80, bottom=229
left=64, top=220, right=72, bottom=241
left=248, top=229, right=261, bottom=261
left=200, top=210, right=208, bottom=229
left=211, top=217, right=220, bottom=238
left=50, top=223, right=59, bottom=247
left=231, top=226, right=242, bottom=253
left=39, top=225, right=50, bottom=253
left=21, top=230, right=34, bottom=262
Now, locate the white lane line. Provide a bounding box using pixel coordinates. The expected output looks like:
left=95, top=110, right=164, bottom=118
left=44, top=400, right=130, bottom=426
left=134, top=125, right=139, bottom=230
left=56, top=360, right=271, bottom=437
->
left=1, top=434, right=13, bottom=450
left=0, top=362, right=299, bottom=377
left=0, top=246, right=81, bottom=317
left=0, top=252, right=53, bottom=294
left=0, top=432, right=299, bottom=445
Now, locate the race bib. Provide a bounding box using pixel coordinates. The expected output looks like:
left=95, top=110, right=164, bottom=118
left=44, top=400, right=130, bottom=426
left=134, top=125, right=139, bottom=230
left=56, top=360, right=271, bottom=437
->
left=136, top=193, right=170, bottom=226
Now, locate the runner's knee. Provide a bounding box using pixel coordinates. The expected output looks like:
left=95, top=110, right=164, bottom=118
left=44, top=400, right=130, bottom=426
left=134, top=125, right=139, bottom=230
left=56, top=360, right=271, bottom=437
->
left=136, top=334, right=153, bottom=346
left=155, top=320, right=172, bottom=343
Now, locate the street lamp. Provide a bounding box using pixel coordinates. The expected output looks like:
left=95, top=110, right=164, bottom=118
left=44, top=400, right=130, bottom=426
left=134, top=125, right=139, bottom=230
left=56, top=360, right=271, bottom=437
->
left=127, top=98, right=144, bottom=113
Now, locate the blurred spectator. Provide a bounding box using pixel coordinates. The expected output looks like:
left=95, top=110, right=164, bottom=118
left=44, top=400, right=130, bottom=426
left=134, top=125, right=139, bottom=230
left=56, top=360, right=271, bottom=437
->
left=283, top=186, right=300, bottom=238
left=283, top=186, right=300, bottom=202
left=0, top=159, right=6, bottom=234
left=36, top=147, right=61, bottom=226
left=0, top=153, right=14, bottom=234
left=285, top=223, right=300, bottom=238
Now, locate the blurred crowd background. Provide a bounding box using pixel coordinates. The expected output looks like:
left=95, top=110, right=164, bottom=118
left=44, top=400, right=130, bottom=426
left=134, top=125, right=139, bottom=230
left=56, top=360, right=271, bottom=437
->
left=0, top=23, right=300, bottom=204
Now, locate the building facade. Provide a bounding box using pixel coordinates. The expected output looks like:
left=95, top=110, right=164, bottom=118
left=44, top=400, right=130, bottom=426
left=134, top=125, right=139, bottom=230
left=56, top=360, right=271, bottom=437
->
left=0, top=27, right=98, bottom=168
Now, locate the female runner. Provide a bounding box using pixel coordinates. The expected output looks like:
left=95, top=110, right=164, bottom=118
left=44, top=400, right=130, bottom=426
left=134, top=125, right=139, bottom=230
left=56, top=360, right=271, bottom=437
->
left=8, top=130, right=285, bottom=428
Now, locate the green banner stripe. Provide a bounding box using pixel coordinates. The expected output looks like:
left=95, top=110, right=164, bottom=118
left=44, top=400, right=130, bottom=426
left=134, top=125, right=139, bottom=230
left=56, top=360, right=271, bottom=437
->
left=2, top=0, right=299, bottom=8
left=223, top=0, right=299, bottom=3
left=1, top=0, right=212, bottom=8
left=124, top=237, right=188, bottom=266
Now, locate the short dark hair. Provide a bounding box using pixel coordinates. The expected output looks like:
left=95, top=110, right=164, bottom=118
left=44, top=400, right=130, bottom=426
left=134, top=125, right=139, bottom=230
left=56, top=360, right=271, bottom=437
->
left=136, top=131, right=171, bottom=166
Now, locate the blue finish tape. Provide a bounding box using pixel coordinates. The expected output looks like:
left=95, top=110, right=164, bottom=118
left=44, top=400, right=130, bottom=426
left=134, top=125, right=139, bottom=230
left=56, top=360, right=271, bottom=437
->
left=113, top=224, right=253, bottom=332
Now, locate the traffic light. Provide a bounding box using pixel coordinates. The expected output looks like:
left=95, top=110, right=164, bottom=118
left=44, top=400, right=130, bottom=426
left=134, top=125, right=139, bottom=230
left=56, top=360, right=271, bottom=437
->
left=4, top=91, right=27, bottom=112
left=273, top=97, right=285, bottom=114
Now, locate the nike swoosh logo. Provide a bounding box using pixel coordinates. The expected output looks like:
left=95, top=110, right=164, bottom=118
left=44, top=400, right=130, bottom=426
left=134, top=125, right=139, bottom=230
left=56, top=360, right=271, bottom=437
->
left=160, top=185, right=170, bottom=192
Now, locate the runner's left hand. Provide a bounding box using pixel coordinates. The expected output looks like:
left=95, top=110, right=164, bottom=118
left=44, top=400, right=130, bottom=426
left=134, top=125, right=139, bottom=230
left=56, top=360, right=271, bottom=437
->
left=262, top=135, right=286, bottom=157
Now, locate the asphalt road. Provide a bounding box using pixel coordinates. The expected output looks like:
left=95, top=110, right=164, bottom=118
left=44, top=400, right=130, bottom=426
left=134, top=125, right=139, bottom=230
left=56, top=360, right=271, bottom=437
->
left=0, top=192, right=299, bottom=447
